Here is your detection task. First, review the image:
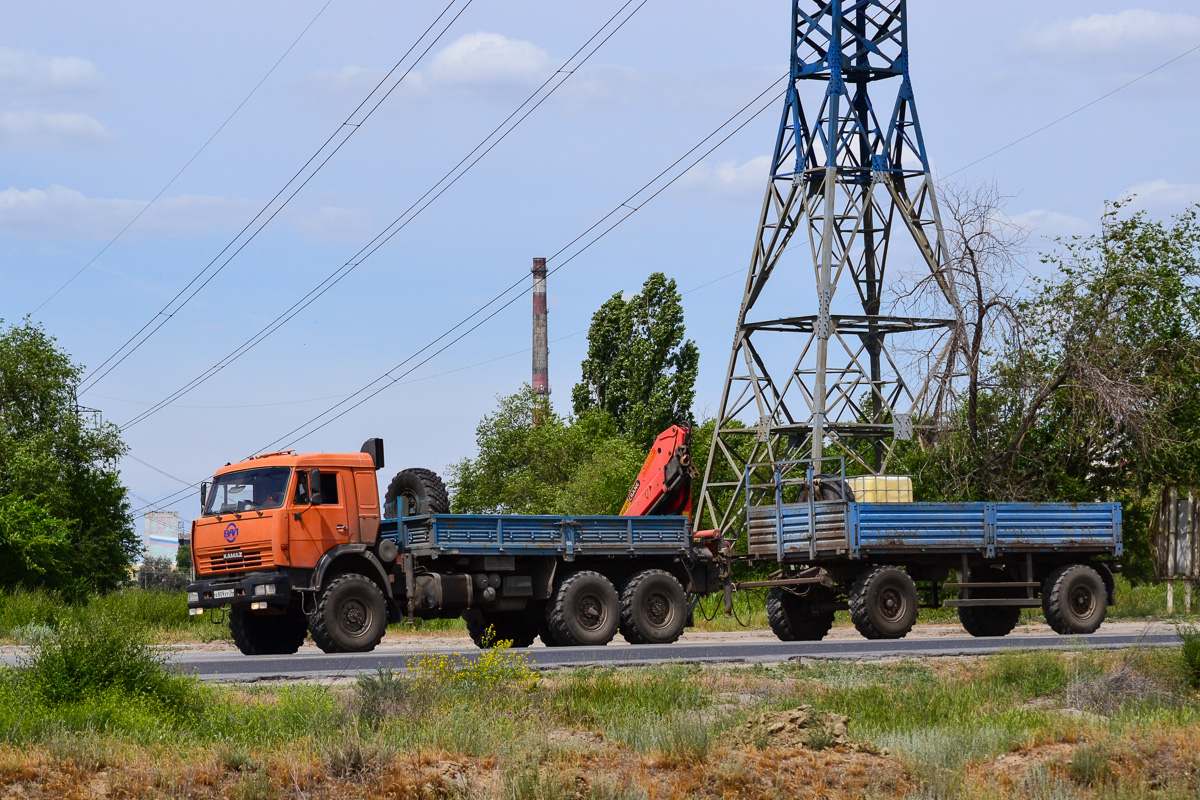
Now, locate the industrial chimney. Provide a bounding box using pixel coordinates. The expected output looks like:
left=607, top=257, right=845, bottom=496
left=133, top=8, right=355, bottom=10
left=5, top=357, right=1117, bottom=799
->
left=532, top=257, right=549, bottom=397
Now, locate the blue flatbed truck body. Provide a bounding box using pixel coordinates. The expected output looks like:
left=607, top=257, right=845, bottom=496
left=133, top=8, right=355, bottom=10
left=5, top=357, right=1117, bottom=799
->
left=378, top=513, right=695, bottom=560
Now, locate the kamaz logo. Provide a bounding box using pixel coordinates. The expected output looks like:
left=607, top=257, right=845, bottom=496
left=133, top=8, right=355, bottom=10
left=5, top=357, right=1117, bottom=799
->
left=222, top=551, right=243, bottom=560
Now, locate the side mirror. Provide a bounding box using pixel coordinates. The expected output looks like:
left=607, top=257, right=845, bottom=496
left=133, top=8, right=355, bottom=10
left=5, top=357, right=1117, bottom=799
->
left=200, top=482, right=209, bottom=512
left=308, top=469, right=324, bottom=505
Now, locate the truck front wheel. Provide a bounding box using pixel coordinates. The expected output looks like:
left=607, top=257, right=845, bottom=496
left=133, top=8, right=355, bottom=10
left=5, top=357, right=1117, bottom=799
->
left=849, top=565, right=919, bottom=640
left=619, top=570, right=687, bottom=644
left=547, top=571, right=620, bottom=646
left=308, top=574, right=388, bottom=653
left=229, top=606, right=308, bottom=655
left=1042, top=564, right=1106, bottom=634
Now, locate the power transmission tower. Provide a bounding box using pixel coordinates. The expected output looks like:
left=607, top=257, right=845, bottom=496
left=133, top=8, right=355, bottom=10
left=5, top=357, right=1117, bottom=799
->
left=697, top=0, right=961, bottom=539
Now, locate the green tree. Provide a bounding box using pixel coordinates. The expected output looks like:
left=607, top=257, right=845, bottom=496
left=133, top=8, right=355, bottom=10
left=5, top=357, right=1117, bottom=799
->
left=176, top=543, right=192, bottom=573
left=896, top=202, right=1200, bottom=580
left=449, top=386, right=644, bottom=515
left=0, top=319, right=139, bottom=597
left=571, top=273, right=699, bottom=448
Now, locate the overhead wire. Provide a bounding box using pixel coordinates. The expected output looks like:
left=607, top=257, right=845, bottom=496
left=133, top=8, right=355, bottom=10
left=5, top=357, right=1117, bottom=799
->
left=30, top=0, right=337, bottom=315
left=126, top=76, right=788, bottom=514
left=77, top=0, right=474, bottom=396
left=119, top=0, right=650, bottom=431
left=128, top=35, right=1200, bottom=514
left=257, top=77, right=789, bottom=453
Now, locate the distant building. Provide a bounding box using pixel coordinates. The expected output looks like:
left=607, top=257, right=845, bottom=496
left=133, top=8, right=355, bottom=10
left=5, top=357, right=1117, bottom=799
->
left=144, top=511, right=183, bottom=561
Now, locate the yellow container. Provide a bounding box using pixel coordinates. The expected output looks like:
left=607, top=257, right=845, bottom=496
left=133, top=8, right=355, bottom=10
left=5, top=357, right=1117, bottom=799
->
left=846, top=475, right=913, bottom=503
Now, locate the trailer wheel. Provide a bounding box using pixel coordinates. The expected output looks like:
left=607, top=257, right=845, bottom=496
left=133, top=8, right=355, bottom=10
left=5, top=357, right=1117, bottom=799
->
left=308, top=574, right=388, bottom=653
left=384, top=468, right=449, bottom=517
left=849, top=566, right=919, bottom=640
left=957, top=567, right=1022, bottom=638
left=1042, top=564, right=1107, bottom=635
left=619, top=570, right=687, bottom=645
left=229, top=606, right=308, bottom=655
left=547, top=571, right=619, bottom=646
left=766, top=587, right=835, bottom=642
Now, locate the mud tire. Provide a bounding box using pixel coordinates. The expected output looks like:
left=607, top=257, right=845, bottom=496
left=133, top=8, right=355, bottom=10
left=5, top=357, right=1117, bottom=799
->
left=308, top=573, right=388, bottom=653
left=547, top=571, right=619, bottom=646
left=849, top=565, right=919, bottom=640
left=464, top=609, right=538, bottom=648
left=618, top=570, right=687, bottom=645
left=957, top=566, right=1022, bottom=638
left=229, top=606, right=308, bottom=655
left=384, top=468, right=449, bottom=517
left=1042, top=564, right=1107, bottom=635
left=766, top=587, right=835, bottom=642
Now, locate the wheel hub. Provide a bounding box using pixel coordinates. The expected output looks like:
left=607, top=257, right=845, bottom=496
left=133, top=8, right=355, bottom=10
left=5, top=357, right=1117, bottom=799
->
left=645, top=592, right=670, bottom=626
left=1070, top=585, right=1096, bottom=618
left=341, top=598, right=368, bottom=634
left=578, top=594, right=606, bottom=630
left=878, top=587, right=904, bottom=622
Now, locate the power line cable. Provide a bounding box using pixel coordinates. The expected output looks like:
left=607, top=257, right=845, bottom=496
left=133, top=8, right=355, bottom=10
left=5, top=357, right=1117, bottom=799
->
left=258, top=78, right=788, bottom=453
left=126, top=77, right=786, bottom=514
left=123, top=39, right=1200, bottom=515
left=944, top=41, right=1200, bottom=178
left=30, top=0, right=337, bottom=315
left=118, top=0, right=650, bottom=431
left=78, top=0, right=474, bottom=395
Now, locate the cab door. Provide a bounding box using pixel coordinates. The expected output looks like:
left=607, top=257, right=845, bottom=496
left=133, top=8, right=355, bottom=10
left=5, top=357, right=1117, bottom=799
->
left=288, top=469, right=352, bottom=568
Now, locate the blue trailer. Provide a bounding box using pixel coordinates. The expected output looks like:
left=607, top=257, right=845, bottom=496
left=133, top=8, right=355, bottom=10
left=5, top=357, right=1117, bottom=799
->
left=736, top=462, right=1122, bottom=640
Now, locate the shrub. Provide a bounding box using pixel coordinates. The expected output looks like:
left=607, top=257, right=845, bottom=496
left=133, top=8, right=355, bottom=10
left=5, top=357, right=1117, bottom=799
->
left=15, top=602, right=198, bottom=715
left=1177, top=623, right=1200, bottom=689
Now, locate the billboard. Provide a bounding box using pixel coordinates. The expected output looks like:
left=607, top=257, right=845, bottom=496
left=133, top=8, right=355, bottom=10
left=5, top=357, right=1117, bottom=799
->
left=144, top=511, right=183, bottom=561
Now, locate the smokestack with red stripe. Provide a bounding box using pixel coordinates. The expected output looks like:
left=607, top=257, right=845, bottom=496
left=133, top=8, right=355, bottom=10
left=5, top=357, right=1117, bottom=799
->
left=532, top=257, right=549, bottom=397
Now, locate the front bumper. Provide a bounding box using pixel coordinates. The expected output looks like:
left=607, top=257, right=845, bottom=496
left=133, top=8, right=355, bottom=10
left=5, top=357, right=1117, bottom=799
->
left=186, top=571, right=292, bottom=614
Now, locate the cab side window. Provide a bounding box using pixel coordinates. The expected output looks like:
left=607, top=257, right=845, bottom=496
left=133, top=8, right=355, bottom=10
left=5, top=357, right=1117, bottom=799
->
left=319, top=473, right=339, bottom=505
left=294, top=471, right=310, bottom=504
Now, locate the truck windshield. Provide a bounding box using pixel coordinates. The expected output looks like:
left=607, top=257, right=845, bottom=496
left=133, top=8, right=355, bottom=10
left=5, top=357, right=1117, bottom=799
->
left=204, top=467, right=292, bottom=515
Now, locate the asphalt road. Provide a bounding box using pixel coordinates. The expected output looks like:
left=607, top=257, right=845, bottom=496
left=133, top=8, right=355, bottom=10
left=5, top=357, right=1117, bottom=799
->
left=162, top=631, right=1181, bottom=682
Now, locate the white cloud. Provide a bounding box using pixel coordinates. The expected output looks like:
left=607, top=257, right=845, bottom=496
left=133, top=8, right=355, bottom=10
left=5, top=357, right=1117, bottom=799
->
left=1020, top=9, right=1200, bottom=58
left=677, top=155, right=770, bottom=197
left=426, top=32, right=550, bottom=91
left=294, top=205, right=372, bottom=242
left=0, top=185, right=255, bottom=239
left=0, top=47, right=101, bottom=93
left=0, top=110, right=108, bottom=147
left=304, top=64, right=383, bottom=95
left=1122, top=179, right=1200, bottom=215
left=1006, top=209, right=1091, bottom=240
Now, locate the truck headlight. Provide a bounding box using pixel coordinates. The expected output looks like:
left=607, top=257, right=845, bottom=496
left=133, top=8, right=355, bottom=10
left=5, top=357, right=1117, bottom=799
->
left=253, top=584, right=276, bottom=596
left=187, top=591, right=199, bottom=603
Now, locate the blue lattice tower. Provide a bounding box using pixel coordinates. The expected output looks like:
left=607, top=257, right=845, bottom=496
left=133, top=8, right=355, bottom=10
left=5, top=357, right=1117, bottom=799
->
left=696, top=0, right=962, bottom=537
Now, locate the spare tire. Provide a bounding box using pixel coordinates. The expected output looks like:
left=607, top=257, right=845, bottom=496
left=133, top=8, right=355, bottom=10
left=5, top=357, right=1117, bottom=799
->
left=384, top=468, right=449, bottom=517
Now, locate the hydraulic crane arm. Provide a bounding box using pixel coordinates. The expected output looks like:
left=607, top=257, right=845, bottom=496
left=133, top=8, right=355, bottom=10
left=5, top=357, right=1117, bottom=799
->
left=620, top=425, right=697, bottom=518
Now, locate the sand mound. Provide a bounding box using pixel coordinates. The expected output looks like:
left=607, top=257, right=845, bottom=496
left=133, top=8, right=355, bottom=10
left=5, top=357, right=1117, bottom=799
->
left=736, top=705, right=873, bottom=753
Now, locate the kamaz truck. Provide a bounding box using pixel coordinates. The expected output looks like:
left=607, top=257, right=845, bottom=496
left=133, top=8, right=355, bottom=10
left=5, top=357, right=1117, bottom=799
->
left=187, top=428, right=720, bottom=655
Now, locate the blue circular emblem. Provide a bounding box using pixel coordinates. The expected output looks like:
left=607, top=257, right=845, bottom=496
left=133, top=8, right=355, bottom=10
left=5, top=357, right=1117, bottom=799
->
left=224, top=523, right=239, bottom=543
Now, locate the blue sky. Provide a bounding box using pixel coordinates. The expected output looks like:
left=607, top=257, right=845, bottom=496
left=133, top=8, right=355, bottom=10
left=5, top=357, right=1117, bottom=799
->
left=2, top=1, right=1198, bottom=529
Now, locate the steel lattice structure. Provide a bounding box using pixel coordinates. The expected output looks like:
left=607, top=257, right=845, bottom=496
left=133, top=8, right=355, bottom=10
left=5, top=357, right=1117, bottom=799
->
left=696, top=0, right=961, bottom=538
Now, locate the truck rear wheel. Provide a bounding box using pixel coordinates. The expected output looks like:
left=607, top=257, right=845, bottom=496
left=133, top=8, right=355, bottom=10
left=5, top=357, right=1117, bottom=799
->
left=619, top=569, right=687, bottom=645
left=957, top=566, right=1022, bottom=637
left=384, top=468, right=449, bottom=517
left=229, top=606, right=308, bottom=655
left=766, top=587, right=835, bottom=642
left=465, top=609, right=538, bottom=648
left=1042, top=564, right=1106, bottom=634
left=547, top=571, right=619, bottom=646
left=849, top=565, right=919, bottom=640
left=308, top=573, right=388, bottom=653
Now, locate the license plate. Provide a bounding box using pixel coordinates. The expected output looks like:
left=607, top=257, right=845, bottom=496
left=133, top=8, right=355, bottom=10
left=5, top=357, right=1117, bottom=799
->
left=214, top=589, right=235, bottom=600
